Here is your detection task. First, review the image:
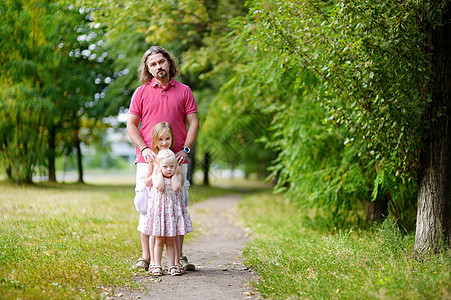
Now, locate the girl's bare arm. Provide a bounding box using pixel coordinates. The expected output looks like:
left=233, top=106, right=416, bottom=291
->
left=144, top=163, right=154, bottom=187
left=153, top=164, right=165, bottom=192
left=171, top=165, right=183, bottom=192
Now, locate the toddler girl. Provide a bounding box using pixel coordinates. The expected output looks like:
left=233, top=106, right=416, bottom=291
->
left=143, top=149, right=193, bottom=276
left=136, top=122, right=175, bottom=271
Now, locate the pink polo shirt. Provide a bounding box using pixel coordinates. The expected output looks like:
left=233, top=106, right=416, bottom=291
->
left=128, top=78, right=198, bottom=163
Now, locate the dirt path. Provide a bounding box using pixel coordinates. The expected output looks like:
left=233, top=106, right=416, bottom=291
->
left=120, top=194, right=261, bottom=300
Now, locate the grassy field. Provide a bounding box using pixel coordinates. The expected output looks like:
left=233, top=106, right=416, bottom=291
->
left=2, top=174, right=449, bottom=299
left=0, top=175, right=256, bottom=299
left=239, top=192, right=451, bottom=299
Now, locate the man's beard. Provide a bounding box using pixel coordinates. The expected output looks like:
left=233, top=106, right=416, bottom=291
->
left=156, top=69, right=168, bottom=79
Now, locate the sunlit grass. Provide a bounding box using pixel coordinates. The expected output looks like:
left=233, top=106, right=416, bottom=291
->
left=239, top=192, right=451, bottom=299
left=0, top=181, right=138, bottom=299
left=0, top=175, right=254, bottom=299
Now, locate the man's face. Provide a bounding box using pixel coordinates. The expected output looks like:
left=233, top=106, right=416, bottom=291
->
left=146, top=53, right=170, bottom=80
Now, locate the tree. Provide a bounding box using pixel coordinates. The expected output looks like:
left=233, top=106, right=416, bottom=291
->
left=414, top=3, right=450, bottom=254
left=43, top=5, right=111, bottom=183
left=0, top=0, right=55, bottom=183
left=239, top=0, right=449, bottom=252
left=77, top=0, right=260, bottom=184
left=0, top=1, right=113, bottom=184
left=204, top=20, right=388, bottom=226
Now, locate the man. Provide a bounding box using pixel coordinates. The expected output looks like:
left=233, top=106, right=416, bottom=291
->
left=127, top=46, right=199, bottom=272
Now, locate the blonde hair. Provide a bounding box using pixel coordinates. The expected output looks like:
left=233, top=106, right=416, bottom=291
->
left=138, top=46, right=180, bottom=84
left=156, top=149, right=176, bottom=165
left=152, top=122, right=175, bottom=153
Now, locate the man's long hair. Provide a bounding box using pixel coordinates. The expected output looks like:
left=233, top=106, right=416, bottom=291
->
left=138, top=46, right=180, bottom=84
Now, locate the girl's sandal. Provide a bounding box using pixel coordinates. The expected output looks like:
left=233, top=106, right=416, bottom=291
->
left=152, top=266, right=162, bottom=276
left=178, top=264, right=186, bottom=274
left=148, top=264, right=155, bottom=273
left=168, top=265, right=181, bottom=276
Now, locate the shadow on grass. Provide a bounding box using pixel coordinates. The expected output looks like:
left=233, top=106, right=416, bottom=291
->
left=0, top=179, right=133, bottom=192
left=1, top=177, right=274, bottom=203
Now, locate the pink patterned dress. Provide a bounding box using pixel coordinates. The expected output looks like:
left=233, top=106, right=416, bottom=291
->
left=142, top=177, right=193, bottom=237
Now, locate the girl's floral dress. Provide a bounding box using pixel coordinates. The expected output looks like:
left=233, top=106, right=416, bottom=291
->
left=142, top=177, right=193, bottom=237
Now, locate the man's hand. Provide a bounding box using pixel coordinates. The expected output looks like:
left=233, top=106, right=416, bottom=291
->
left=142, top=148, right=156, bottom=164
left=176, top=150, right=188, bottom=165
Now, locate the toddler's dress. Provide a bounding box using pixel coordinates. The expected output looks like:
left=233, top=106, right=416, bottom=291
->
left=142, top=177, right=193, bottom=237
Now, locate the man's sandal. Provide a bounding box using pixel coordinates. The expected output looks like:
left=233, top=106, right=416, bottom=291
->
left=168, top=266, right=181, bottom=276
left=134, top=258, right=150, bottom=271
left=180, top=256, right=195, bottom=271
left=152, top=266, right=162, bottom=276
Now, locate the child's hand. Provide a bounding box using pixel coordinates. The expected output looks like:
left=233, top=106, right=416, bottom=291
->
left=153, top=164, right=160, bottom=174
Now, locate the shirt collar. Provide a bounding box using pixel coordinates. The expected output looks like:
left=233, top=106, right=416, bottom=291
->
left=151, top=77, right=175, bottom=89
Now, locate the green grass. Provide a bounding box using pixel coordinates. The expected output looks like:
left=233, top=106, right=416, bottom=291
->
left=0, top=177, right=253, bottom=299
left=239, top=192, right=451, bottom=299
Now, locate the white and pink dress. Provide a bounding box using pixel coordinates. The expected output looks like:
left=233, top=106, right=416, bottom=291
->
left=141, top=177, right=193, bottom=237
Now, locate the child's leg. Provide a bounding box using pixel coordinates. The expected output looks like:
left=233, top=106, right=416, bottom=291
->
left=178, top=164, right=195, bottom=271
left=179, top=235, right=184, bottom=256
left=149, top=235, right=156, bottom=266
left=140, top=233, right=150, bottom=262
left=166, top=237, right=181, bottom=276
left=154, top=236, right=165, bottom=267
left=165, top=236, right=176, bottom=267
left=174, top=235, right=181, bottom=266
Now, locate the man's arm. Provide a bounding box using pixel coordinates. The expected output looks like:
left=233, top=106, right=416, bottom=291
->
left=184, top=113, right=199, bottom=149
left=176, top=112, right=199, bottom=161
left=127, top=113, right=154, bottom=163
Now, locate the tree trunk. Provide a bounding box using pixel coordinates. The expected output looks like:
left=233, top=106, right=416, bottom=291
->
left=203, top=152, right=210, bottom=186
left=414, top=5, right=451, bottom=254
left=75, top=133, right=84, bottom=184
left=47, top=124, right=56, bottom=182
left=6, top=165, right=12, bottom=180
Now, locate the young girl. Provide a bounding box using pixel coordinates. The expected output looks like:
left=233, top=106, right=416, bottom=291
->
left=143, top=149, right=193, bottom=276
left=136, top=122, right=175, bottom=271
